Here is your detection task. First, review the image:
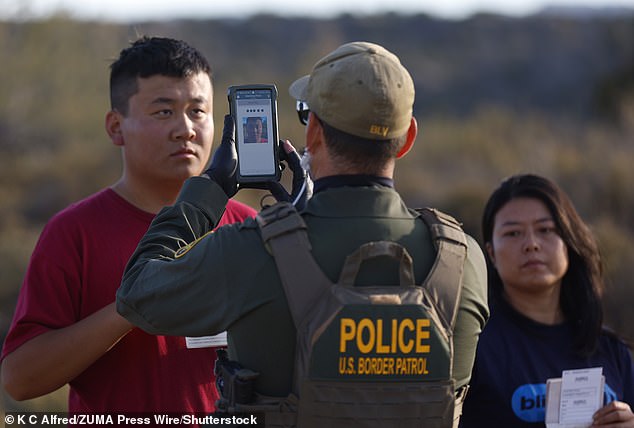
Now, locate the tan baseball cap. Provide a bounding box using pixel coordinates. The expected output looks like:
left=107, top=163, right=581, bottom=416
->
left=289, top=41, right=415, bottom=140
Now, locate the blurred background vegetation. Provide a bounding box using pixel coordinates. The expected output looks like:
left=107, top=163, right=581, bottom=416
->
left=1, top=10, right=633, bottom=413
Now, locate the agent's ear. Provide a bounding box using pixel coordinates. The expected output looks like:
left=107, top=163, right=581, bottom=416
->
left=396, top=117, right=417, bottom=159
left=305, top=112, right=324, bottom=154
left=105, top=110, right=124, bottom=147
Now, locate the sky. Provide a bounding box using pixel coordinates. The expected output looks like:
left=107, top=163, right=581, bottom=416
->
left=2, top=0, right=634, bottom=21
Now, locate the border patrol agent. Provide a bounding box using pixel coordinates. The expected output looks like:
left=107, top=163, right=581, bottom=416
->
left=117, top=41, right=489, bottom=427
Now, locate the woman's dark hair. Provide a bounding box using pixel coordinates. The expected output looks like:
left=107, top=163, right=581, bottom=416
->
left=109, top=36, right=212, bottom=115
left=481, top=174, right=604, bottom=356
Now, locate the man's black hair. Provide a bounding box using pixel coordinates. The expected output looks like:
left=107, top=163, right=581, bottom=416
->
left=109, top=36, right=212, bottom=115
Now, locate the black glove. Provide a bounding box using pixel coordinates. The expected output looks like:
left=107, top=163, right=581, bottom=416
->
left=267, top=141, right=313, bottom=211
left=204, top=115, right=239, bottom=198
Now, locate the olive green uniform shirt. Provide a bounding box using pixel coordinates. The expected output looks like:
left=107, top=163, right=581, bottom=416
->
left=117, top=177, right=489, bottom=397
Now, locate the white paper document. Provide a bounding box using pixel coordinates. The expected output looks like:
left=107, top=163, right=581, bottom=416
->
left=545, top=367, right=604, bottom=428
left=185, top=332, right=228, bottom=348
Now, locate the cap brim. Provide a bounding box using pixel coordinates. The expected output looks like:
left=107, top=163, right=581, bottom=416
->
left=289, top=75, right=310, bottom=101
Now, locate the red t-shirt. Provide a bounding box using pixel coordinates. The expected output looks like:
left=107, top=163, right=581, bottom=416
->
left=1, top=188, right=256, bottom=413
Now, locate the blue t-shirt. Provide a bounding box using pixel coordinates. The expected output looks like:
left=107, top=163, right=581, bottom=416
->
left=460, top=297, right=634, bottom=427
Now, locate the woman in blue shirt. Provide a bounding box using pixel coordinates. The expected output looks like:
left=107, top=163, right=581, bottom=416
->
left=461, top=174, right=634, bottom=427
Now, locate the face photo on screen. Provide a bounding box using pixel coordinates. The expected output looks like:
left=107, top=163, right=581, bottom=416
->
left=243, top=116, right=268, bottom=144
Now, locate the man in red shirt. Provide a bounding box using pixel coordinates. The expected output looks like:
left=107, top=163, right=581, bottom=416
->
left=1, top=36, right=255, bottom=415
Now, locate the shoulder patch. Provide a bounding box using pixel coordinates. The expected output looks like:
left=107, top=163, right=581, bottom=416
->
left=174, top=230, right=214, bottom=258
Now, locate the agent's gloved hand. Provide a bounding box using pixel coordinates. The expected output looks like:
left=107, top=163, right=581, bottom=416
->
left=268, top=140, right=313, bottom=211
left=204, top=115, right=239, bottom=198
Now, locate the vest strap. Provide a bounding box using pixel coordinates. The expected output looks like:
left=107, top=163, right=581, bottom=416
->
left=417, top=208, right=468, bottom=333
